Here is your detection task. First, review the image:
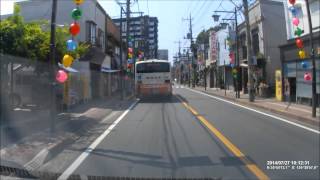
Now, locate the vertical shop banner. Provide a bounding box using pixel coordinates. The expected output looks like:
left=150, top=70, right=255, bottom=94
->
left=275, top=70, right=282, bottom=101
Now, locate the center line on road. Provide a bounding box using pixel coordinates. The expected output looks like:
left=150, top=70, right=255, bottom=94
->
left=176, top=95, right=270, bottom=180
left=184, top=87, right=320, bottom=134
left=57, top=99, right=139, bottom=180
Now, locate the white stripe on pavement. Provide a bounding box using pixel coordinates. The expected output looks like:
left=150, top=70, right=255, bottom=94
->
left=57, top=99, right=140, bottom=180
left=184, top=87, right=320, bottom=134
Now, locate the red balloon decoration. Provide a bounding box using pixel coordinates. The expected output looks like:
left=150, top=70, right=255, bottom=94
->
left=304, top=73, right=312, bottom=81
left=56, top=70, right=68, bottom=83
left=295, top=38, right=303, bottom=49
left=69, top=22, right=80, bottom=36
left=289, top=0, right=296, bottom=5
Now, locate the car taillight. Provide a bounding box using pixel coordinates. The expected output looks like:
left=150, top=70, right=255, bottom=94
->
left=165, top=80, right=170, bottom=83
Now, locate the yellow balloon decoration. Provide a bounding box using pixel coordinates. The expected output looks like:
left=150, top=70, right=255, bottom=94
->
left=298, top=50, right=306, bottom=59
left=62, top=54, right=74, bottom=67
left=73, top=0, right=84, bottom=5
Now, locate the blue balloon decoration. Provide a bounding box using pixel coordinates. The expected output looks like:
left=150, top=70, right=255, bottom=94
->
left=128, top=41, right=133, bottom=47
left=230, top=63, right=235, bottom=68
left=66, top=39, right=77, bottom=51
left=301, top=61, right=308, bottom=69
left=289, top=6, right=297, bottom=16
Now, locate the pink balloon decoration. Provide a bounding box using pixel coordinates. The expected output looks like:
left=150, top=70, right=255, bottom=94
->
left=292, top=17, right=299, bottom=26
left=304, top=72, right=312, bottom=81
left=56, top=70, right=68, bottom=83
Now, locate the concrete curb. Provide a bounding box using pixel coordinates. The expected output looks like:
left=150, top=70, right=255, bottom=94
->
left=195, top=88, right=319, bottom=127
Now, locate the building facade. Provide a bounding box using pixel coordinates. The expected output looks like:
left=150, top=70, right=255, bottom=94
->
left=237, top=0, right=287, bottom=94
left=158, top=49, right=169, bottom=60
left=17, top=0, right=107, bottom=51
left=113, top=16, right=158, bottom=59
left=280, top=0, right=320, bottom=105
left=15, top=0, right=124, bottom=104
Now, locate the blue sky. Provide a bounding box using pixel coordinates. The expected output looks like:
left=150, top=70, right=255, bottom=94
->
left=1, top=0, right=244, bottom=62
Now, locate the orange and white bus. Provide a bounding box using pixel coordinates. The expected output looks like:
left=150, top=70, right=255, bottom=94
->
left=135, top=59, right=172, bottom=98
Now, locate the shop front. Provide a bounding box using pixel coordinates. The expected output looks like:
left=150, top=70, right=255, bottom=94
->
left=280, top=31, right=320, bottom=105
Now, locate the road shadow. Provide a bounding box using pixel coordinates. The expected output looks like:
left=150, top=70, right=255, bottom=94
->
left=138, top=95, right=180, bottom=103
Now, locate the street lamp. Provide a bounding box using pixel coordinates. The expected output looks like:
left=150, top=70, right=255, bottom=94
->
left=219, top=22, right=229, bottom=29
left=212, top=14, right=220, bottom=22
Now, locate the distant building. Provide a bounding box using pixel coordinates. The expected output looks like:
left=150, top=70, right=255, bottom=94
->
left=113, top=16, right=158, bottom=59
left=158, top=49, right=168, bottom=60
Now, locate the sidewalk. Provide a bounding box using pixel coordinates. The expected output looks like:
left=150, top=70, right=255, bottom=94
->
left=0, top=93, right=135, bottom=170
left=192, top=86, right=320, bottom=126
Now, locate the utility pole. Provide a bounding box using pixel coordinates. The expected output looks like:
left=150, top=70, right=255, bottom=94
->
left=126, top=0, right=130, bottom=97
left=119, top=6, right=124, bottom=100
left=183, top=14, right=195, bottom=87
left=243, top=0, right=255, bottom=102
left=49, top=0, right=58, bottom=134
left=305, top=0, right=317, bottom=117
left=187, top=50, right=191, bottom=87
left=175, top=41, right=182, bottom=84
left=235, top=7, right=240, bottom=98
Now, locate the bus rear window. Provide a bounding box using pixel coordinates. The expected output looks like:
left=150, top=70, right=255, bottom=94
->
left=136, top=63, right=170, bottom=73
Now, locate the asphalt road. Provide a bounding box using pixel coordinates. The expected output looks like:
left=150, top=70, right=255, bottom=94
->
left=42, top=86, right=319, bottom=180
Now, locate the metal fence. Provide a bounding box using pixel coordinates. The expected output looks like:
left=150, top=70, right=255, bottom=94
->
left=0, top=53, right=134, bottom=148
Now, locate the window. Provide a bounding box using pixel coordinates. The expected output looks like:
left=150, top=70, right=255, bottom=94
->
left=310, top=0, right=320, bottom=14
left=136, top=62, right=170, bottom=73
left=252, top=29, right=259, bottom=55
left=86, top=21, right=96, bottom=44
left=98, top=28, right=105, bottom=50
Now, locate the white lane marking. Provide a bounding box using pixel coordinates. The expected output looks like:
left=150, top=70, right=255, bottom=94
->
left=57, top=99, right=140, bottom=180
left=184, top=88, right=320, bottom=134
left=267, top=102, right=312, bottom=113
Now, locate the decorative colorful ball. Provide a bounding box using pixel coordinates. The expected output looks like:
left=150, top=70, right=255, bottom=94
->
left=128, top=48, right=133, bottom=54
left=292, top=17, right=299, bottom=26
left=66, top=39, right=77, bottom=51
left=294, top=27, right=304, bottom=37
left=71, top=8, right=82, bottom=20
left=289, top=6, right=297, bottom=16
left=304, top=72, right=312, bottom=81
left=301, top=61, right=308, bottom=69
left=56, top=70, right=68, bottom=83
left=128, top=41, right=133, bottom=47
left=288, top=0, right=296, bottom=5
left=232, top=68, right=238, bottom=74
left=62, top=54, right=74, bottom=67
left=69, top=22, right=80, bottom=36
left=295, top=38, right=304, bottom=49
left=73, top=0, right=84, bottom=5
left=298, top=50, right=306, bottom=59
